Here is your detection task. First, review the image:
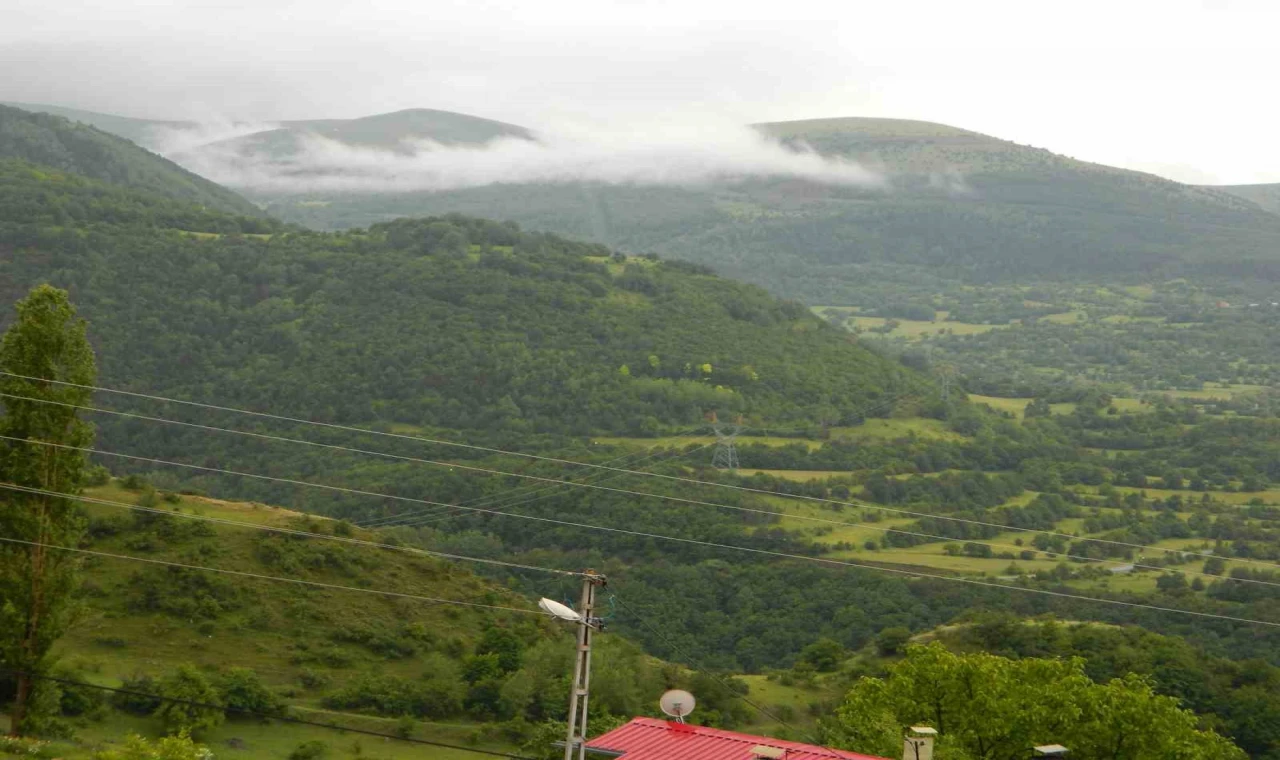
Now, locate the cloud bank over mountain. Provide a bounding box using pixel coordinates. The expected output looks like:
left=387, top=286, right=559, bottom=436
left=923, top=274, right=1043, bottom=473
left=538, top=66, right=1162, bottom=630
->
left=163, top=123, right=883, bottom=193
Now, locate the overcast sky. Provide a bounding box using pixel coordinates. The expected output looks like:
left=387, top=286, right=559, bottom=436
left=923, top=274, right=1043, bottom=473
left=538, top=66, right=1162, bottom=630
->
left=2, top=0, right=1277, bottom=184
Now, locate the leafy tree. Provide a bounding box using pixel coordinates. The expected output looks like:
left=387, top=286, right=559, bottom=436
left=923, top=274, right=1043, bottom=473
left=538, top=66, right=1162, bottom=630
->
left=0, top=284, right=96, bottom=736
left=798, top=638, right=845, bottom=672
left=823, top=643, right=1245, bottom=760
left=875, top=627, right=913, bottom=657
left=154, top=665, right=224, bottom=737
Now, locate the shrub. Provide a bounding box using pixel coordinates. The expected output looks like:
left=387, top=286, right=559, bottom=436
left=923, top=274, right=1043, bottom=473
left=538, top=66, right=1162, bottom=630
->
left=218, top=668, right=282, bottom=716
left=94, top=732, right=212, bottom=760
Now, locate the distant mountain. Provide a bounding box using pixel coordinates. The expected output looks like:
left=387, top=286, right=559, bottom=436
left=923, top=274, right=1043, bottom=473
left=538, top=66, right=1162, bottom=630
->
left=247, top=115, right=1280, bottom=300
left=1213, top=183, right=1280, bottom=215
left=0, top=104, right=263, bottom=216
left=15, top=103, right=1280, bottom=299
left=0, top=101, right=193, bottom=145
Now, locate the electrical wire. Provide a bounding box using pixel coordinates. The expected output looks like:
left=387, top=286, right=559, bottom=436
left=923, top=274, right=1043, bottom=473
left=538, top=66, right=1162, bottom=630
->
left=0, top=389, right=1256, bottom=574
left=0, top=535, right=548, bottom=617
left=0, top=369, right=918, bottom=478
left=5, top=435, right=1279, bottom=593
left=10, top=433, right=1269, bottom=590
left=0, top=481, right=580, bottom=578
left=0, top=669, right=535, bottom=760
left=1, top=443, right=1275, bottom=630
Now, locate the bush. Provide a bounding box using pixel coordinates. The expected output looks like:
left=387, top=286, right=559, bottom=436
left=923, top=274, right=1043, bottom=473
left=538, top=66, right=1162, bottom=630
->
left=94, top=733, right=212, bottom=760
left=322, top=672, right=463, bottom=719
left=218, top=668, right=282, bottom=717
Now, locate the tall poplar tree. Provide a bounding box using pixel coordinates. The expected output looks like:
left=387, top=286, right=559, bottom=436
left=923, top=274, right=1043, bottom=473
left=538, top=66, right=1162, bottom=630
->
left=0, top=285, right=96, bottom=737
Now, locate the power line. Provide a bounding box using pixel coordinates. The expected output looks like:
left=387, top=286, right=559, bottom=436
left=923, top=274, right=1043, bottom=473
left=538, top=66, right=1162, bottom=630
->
left=368, top=442, right=716, bottom=530
left=0, top=482, right=579, bottom=578
left=12, top=429, right=1269, bottom=588
left=361, top=440, right=711, bottom=529
left=0, top=535, right=547, bottom=617
left=1, top=389, right=1253, bottom=573
left=0, top=668, right=535, bottom=760
left=0, top=369, right=731, bottom=476
left=6, top=435, right=1279, bottom=593
left=2, top=442, right=1275, bottom=631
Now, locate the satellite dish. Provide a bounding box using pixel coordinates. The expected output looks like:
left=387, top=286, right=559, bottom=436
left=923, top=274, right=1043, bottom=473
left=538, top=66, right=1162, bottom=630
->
left=660, top=689, right=696, bottom=722
left=538, top=598, right=581, bottom=622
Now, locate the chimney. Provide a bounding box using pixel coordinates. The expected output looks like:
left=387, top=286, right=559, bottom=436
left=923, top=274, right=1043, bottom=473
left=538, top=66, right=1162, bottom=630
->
left=751, top=746, right=786, bottom=760
left=1032, top=745, right=1068, bottom=757
left=903, top=726, right=936, bottom=760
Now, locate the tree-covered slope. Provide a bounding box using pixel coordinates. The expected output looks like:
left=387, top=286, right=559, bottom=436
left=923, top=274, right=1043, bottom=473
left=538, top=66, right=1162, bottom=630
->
left=0, top=105, right=264, bottom=217
left=251, top=116, right=1280, bottom=300
left=0, top=160, right=913, bottom=436
left=0, top=101, right=193, bottom=146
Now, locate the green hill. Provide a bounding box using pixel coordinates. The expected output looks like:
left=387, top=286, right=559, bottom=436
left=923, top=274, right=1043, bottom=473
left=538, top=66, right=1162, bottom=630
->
left=0, top=105, right=264, bottom=217
left=0, top=158, right=913, bottom=437
left=245, top=115, right=1280, bottom=301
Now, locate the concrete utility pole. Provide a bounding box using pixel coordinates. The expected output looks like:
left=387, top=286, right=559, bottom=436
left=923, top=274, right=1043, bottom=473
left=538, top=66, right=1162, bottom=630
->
left=563, top=570, right=607, bottom=760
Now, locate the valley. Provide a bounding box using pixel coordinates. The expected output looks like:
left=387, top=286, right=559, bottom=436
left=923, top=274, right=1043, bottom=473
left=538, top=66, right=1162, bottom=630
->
left=2, top=99, right=1280, bottom=760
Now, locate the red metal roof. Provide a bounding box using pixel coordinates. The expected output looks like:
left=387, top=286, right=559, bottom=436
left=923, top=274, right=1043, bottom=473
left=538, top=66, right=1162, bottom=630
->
left=585, top=717, right=891, bottom=760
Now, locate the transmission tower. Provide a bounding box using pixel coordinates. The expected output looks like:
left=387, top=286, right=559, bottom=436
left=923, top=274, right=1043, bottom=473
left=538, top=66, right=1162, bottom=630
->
left=936, top=362, right=957, bottom=403
left=711, top=421, right=741, bottom=471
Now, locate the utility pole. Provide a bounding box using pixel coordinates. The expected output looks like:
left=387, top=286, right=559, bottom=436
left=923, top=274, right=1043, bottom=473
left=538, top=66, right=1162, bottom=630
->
left=564, top=570, right=607, bottom=760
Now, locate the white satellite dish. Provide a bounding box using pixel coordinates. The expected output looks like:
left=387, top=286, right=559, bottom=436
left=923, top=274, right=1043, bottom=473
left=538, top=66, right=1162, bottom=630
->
left=538, top=597, right=582, bottom=622
left=659, top=689, right=696, bottom=722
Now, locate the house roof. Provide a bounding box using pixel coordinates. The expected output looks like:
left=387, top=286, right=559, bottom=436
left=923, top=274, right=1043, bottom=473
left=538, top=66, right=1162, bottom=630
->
left=585, top=717, right=891, bottom=760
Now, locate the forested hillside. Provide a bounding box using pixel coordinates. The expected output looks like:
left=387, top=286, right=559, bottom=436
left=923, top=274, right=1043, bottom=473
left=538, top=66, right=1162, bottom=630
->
left=0, top=106, right=263, bottom=217
left=0, top=162, right=911, bottom=436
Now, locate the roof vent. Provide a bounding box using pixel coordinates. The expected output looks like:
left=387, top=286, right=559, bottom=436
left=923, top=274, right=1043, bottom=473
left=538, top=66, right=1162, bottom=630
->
left=903, top=726, right=937, bottom=760
left=751, top=746, right=787, bottom=760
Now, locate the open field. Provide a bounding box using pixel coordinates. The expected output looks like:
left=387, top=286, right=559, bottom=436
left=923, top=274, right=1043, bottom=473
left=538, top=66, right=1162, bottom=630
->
left=848, top=316, right=1002, bottom=339
left=967, top=395, right=1076, bottom=418
left=737, top=469, right=848, bottom=481
left=828, top=417, right=968, bottom=442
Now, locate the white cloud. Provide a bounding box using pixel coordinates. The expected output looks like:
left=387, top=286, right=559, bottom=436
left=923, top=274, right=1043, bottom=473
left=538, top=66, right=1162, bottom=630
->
left=167, top=123, right=883, bottom=193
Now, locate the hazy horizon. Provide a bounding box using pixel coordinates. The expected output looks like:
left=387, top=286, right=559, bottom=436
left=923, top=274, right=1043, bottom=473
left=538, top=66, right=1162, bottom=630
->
left=3, top=0, right=1278, bottom=185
